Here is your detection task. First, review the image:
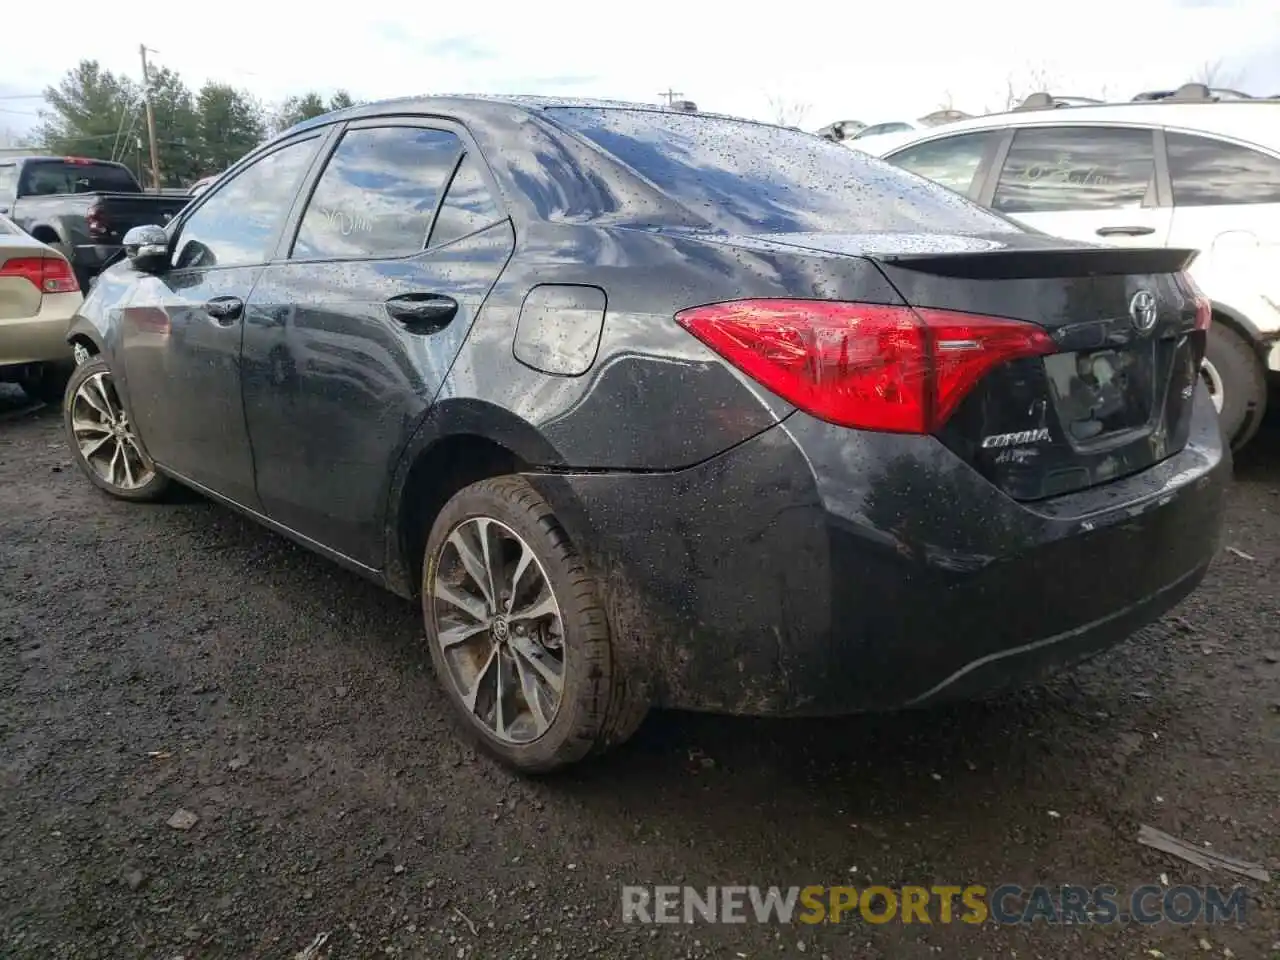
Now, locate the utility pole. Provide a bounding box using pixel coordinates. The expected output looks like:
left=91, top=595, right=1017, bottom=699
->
left=658, top=88, right=684, bottom=107
left=139, top=44, right=162, bottom=192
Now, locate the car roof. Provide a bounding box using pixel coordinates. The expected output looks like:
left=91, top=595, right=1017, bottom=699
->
left=283, top=94, right=779, bottom=138
left=0, top=155, right=131, bottom=166
left=876, top=101, right=1280, bottom=154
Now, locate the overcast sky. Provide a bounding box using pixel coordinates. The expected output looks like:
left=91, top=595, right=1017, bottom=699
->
left=1, top=0, right=1277, bottom=140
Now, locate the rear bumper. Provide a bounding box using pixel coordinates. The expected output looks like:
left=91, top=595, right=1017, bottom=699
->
left=0, top=293, right=79, bottom=367
left=529, top=386, right=1229, bottom=716
left=71, top=244, right=123, bottom=290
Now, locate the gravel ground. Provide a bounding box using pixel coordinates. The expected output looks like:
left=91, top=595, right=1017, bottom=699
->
left=1, top=383, right=1278, bottom=960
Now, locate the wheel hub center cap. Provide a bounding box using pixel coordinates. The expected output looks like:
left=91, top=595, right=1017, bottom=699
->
left=491, top=615, right=510, bottom=642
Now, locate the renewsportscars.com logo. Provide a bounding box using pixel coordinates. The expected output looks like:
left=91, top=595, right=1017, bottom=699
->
left=621, top=884, right=1250, bottom=926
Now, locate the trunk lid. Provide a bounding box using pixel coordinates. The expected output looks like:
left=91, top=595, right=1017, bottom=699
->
left=766, top=231, right=1207, bottom=501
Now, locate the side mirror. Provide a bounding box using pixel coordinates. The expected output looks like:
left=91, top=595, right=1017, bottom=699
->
left=123, top=225, right=169, bottom=272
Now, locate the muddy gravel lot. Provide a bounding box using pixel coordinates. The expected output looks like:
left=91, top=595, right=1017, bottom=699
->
left=2, top=384, right=1278, bottom=960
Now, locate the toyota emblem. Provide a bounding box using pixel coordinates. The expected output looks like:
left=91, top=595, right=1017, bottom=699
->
left=1129, top=290, right=1158, bottom=333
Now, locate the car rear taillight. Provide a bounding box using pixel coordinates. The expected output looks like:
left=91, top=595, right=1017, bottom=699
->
left=1179, top=272, right=1212, bottom=331
left=0, top=256, right=79, bottom=294
left=675, top=299, right=1057, bottom=434
left=85, top=201, right=109, bottom=239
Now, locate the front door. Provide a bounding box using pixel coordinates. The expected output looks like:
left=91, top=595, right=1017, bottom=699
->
left=117, top=135, right=323, bottom=507
left=241, top=122, right=513, bottom=564
left=985, top=125, right=1173, bottom=247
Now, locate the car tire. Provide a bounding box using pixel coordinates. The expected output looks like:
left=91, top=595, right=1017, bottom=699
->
left=1203, top=322, right=1267, bottom=452
left=63, top=356, right=171, bottom=502
left=18, top=361, right=72, bottom=406
left=422, top=476, right=649, bottom=773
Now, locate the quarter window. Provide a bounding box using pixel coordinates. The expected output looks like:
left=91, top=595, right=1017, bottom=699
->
left=428, top=154, right=504, bottom=248
left=172, top=137, right=320, bottom=270
left=992, top=126, right=1155, bottom=214
left=292, top=126, right=462, bottom=260
left=886, top=132, right=998, bottom=196
left=1166, top=132, right=1280, bottom=206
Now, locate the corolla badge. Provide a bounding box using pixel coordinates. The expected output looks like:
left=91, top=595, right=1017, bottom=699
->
left=1129, top=290, right=1158, bottom=333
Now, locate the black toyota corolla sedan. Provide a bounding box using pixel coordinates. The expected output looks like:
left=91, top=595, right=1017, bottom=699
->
left=61, top=96, right=1228, bottom=772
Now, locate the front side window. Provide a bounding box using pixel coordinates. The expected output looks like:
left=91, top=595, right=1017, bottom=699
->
left=886, top=131, right=999, bottom=196
left=1166, top=132, right=1280, bottom=206
left=292, top=126, right=462, bottom=260
left=0, top=165, right=17, bottom=200
left=992, top=126, right=1155, bottom=214
left=172, top=137, right=320, bottom=270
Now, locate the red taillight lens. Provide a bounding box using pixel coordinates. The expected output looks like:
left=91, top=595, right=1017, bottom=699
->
left=675, top=299, right=1057, bottom=434
left=0, top=256, right=79, bottom=294
left=1181, top=273, right=1212, bottom=331
left=1193, top=296, right=1211, bottom=331
left=85, top=202, right=108, bottom=239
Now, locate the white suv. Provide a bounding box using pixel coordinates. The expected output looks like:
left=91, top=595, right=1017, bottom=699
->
left=868, top=93, right=1280, bottom=451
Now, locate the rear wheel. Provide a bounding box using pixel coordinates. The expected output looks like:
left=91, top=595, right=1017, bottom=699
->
left=63, top=357, right=170, bottom=502
left=1202, top=322, right=1266, bottom=452
left=422, top=476, right=648, bottom=773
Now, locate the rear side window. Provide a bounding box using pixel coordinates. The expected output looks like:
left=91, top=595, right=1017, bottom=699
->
left=172, top=137, right=320, bottom=270
left=992, top=126, right=1155, bottom=214
left=18, top=161, right=138, bottom=195
left=546, top=107, right=1016, bottom=236
left=1166, top=132, right=1280, bottom=206
left=428, top=153, right=505, bottom=248
left=292, top=126, right=462, bottom=260
left=886, top=131, right=999, bottom=197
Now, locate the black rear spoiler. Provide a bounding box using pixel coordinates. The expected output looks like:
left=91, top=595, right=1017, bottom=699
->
left=873, top=246, right=1198, bottom=280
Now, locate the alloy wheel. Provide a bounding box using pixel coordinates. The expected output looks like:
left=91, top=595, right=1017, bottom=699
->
left=70, top=372, right=156, bottom=491
left=431, top=516, right=566, bottom=744
left=1200, top=358, right=1225, bottom=415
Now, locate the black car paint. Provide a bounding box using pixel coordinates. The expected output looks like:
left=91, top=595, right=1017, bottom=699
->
left=67, top=96, right=1229, bottom=716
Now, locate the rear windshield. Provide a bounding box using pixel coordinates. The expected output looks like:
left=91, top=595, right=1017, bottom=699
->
left=545, top=107, right=1017, bottom=235
left=19, top=161, right=139, bottom=196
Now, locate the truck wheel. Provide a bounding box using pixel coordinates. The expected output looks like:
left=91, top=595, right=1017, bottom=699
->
left=422, top=476, right=649, bottom=774
left=1203, top=322, right=1267, bottom=452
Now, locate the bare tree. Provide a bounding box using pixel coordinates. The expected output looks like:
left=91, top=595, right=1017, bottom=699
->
left=990, top=63, right=1059, bottom=113
left=766, top=93, right=811, bottom=129
left=1191, top=58, right=1240, bottom=88
left=936, top=90, right=955, bottom=112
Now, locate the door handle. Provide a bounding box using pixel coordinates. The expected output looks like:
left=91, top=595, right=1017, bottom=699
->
left=385, top=294, right=458, bottom=333
left=1096, top=225, right=1156, bottom=237
left=205, top=296, right=244, bottom=324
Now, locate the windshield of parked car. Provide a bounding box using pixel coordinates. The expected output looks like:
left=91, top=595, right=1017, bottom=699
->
left=545, top=107, right=1016, bottom=236
left=19, top=160, right=139, bottom=196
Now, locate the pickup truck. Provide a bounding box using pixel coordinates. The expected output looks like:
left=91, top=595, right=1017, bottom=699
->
left=0, top=156, right=192, bottom=292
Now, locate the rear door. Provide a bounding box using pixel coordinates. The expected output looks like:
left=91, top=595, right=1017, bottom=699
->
left=118, top=133, right=325, bottom=507
left=241, top=120, right=513, bottom=564
left=1162, top=129, right=1280, bottom=311
left=984, top=125, right=1172, bottom=246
